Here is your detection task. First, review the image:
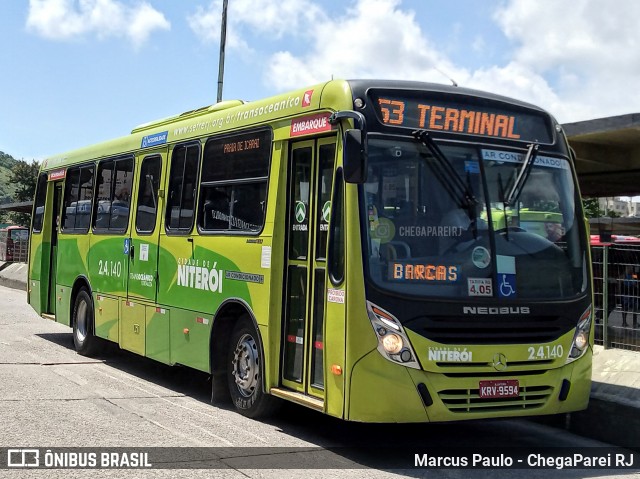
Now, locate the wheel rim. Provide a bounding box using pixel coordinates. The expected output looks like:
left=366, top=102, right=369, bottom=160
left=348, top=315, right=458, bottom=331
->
left=76, top=299, right=88, bottom=343
left=232, top=333, right=259, bottom=397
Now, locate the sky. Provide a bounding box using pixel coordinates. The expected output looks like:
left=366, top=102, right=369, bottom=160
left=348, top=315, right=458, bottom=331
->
left=2, top=0, right=640, bottom=161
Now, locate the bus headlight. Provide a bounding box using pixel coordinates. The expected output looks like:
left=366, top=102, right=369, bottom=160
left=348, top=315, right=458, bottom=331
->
left=566, top=305, right=592, bottom=364
left=367, top=301, right=421, bottom=369
left=382, top=333, right=403, bottom=354
left=574, top=331, right=588, bottom=350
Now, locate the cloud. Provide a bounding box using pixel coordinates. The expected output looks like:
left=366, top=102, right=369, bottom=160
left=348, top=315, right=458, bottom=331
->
left=265, top=0, right=461, bottom=91
left=492, top=0, right=640, bottom=121
left=261, top=0, right=640, bottom=122
left=466, top=62, right=593, bottom=123
left=188, top=0, right=325, bottom=53
left=494, top=0, right=640, bottom=75
left=186, top=0, right=640, bottom=123
left=187, top=1, right=249, bottom=51
left=26, top=0, right=170, bottom=48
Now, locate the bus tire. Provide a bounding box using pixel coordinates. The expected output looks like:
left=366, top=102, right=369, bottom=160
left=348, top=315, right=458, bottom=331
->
left=227, top=316, right=278, bottom=418
left=72, top=288, right=102, bottom=356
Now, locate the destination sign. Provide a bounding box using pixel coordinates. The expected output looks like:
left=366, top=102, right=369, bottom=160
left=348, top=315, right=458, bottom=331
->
left=201, top=128, right=272, bottom=183
left=371, top=92, right=552, bottom=143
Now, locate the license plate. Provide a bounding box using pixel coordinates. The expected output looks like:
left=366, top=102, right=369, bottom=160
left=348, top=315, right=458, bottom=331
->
left=478, top=380, right=519, bottom=398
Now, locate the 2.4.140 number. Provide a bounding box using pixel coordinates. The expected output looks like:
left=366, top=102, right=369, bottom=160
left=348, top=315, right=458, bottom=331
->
left=98, top=260, right=122, bottom=278
left=528, top=345, right=563, bottom=360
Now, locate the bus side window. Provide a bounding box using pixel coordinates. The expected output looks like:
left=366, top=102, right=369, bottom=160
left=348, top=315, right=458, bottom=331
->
left=62, top=166, right=94, bottom=233
left=94, top=160, right=114, bottom=229
left=231, top=183, right=265, bottom=231
left=135, top=155, right=162, bottom=234
left=198, top=128, right=271, bottom=234
left=201, top=186, right=231, bottom=230
left=166, top=143, right=200, bottom=233
left=93, top=157, right=133, bottom=233
left=32, top=173, right=48, bottom=233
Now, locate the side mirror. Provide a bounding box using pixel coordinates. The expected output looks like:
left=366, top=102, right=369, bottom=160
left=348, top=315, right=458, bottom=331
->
left=343, top=129, right=367, bottom=184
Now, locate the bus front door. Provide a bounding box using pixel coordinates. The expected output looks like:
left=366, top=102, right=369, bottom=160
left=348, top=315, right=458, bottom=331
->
left=47, top=183, right=62, bottom=314
left=281, top=138, right=336, bottom=401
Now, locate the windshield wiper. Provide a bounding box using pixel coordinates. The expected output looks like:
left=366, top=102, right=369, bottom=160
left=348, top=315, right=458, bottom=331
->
left=412, top=130, right=477, bottom=211
left=505, top=143, right=539, bottom=206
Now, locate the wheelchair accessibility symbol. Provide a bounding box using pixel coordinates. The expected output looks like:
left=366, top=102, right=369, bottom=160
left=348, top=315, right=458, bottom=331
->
left=498, top=274, right=516, bottom=298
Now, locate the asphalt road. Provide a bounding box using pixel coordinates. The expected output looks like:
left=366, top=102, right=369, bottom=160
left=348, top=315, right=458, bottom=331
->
left=0, top=285, right=637, bottom=479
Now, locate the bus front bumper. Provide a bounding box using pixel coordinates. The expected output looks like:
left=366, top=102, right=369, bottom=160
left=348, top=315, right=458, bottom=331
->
left=347, top=349, right=592, bottom=423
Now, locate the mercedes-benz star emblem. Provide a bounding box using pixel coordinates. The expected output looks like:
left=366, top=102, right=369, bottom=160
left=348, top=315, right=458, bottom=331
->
left=492, top=353, right=508, bottom=371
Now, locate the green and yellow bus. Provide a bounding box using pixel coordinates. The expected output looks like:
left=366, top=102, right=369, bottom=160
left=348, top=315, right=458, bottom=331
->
left=28, top=80, right=592, bottom=422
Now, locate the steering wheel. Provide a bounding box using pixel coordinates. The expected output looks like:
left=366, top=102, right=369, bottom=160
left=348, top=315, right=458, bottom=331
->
left=441, top=237, right=479, bottom=256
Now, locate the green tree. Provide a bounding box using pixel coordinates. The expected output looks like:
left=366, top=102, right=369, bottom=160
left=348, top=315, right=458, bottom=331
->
left=0, top=151, right=18, bottom=170
left=582, top=198, right=602, bottom=218
left=8, top=160, right=40, bottom=227
left=0, top=151, right=18, bottom=216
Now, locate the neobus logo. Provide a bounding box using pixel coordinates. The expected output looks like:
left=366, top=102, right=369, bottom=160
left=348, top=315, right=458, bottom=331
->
left=463, top=306, right=530, bottom=315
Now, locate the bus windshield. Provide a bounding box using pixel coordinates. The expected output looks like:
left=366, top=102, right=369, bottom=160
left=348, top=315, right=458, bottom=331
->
left=363, top=137, right=587, bottom=300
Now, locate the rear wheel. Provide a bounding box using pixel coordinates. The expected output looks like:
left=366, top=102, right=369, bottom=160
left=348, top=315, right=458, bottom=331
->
left=72, top=288, right=102, bottom=356
left=227, top=317, right=278, bottom=418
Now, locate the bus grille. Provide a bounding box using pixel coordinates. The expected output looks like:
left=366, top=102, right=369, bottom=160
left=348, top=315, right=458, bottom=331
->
left=412, top=316, right=566, bottom=344
left=438, top=385, right=554, bottom=413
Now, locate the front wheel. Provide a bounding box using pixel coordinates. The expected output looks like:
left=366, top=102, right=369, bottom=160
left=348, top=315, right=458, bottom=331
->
left=72, top=288, right=102, bottom=356
left=227, top=317, right=278, bottom=418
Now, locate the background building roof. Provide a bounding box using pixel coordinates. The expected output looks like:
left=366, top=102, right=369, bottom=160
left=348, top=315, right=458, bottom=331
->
left=564, top=113, right=640, bottom=197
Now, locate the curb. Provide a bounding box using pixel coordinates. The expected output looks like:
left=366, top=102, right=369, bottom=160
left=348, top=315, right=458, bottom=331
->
left=0, top=262, right=28, bottom=292
left=569, top=397, right=640, bottom=448
left=0, top=275, right=27, bottom=292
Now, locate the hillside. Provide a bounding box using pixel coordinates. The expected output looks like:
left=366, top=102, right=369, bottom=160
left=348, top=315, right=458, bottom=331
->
left=0, top=152, right=18, bottom=204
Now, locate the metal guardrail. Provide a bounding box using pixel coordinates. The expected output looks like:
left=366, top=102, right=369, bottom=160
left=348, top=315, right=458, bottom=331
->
left=592, top=244, right=640, bottom=351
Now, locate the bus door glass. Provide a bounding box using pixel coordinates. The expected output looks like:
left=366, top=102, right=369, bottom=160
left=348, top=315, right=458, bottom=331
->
left=282, top=137, right=336, bottom=398
left=128, top=152, right=165, bottom=302
left=90, top=157, right=133, bottom=297
left=48, top=183, right=62, bottom=313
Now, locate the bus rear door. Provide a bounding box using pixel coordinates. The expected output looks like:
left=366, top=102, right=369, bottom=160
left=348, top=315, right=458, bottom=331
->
left=127, top=151, right=165, bottom=303
left=124, top=149, right=167, bottom=361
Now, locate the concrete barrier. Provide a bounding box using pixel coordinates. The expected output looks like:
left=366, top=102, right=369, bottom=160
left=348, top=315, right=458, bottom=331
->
left=0, top=262, right=28, bottom=291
